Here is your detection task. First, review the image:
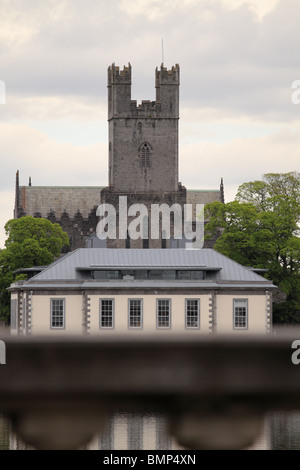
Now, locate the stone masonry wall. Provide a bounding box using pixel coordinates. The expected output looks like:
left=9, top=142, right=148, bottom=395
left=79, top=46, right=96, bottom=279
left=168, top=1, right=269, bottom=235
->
left=15, top=186, right=222, bottom=251
left=109, top=118, right=178, bottom=192
left=100, top=186, right=187, bottom=249
left=16, top=186, right=103, bottom=251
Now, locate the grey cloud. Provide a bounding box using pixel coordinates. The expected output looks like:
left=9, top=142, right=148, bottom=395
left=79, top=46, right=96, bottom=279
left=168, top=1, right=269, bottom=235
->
left=0, top=0, right=299, bottom=121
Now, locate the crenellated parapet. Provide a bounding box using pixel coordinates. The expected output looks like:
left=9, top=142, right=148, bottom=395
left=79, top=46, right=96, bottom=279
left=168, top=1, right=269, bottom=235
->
left=129, top=99, right=162, bottom=117
left=108, top=63, right=179, bottom=119
left=107, top=63, right=132, bottom=86
left=155, top=63, right=180, bottom=86
left=155, top=64, right=180, bottom=117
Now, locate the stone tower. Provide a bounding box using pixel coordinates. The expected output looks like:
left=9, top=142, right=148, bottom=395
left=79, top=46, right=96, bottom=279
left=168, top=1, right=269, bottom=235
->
left=14, top=63, right=224, bottom=251
left=107, top=63, right=179, bottom=192
left=101, top=63, right=187, bottom=248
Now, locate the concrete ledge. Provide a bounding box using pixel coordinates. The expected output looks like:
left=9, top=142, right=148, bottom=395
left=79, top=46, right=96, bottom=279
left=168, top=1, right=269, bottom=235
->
left=0, top=331, right=300, bottom=449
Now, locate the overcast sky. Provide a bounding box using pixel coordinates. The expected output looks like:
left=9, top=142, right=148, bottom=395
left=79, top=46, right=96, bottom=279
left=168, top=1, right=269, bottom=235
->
left=0, top=0, right=299, bottom=247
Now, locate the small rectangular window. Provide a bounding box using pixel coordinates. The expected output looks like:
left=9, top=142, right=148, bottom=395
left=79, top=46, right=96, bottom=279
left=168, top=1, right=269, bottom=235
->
left=177, top=270, right=191, bottom=280
left=51, top=299, right=65, bottom=329
left=163, top=270, right=176, bottom=280
left=94, top=270, right=119, bottom=280
left=149, top=270, right=161, bottom=280
left=134, top=270, right=148, bottom=280
left=10, top=299, right=17, bottom=330
left=94, top=270, right=107, bottom=280
left=233, top=299, right=248, bottom=329
left=129, top=299, right=143, bottom=329
left=100, top=299, right=114, bottom=329
left=107, top=270, right=119, bottom=280
left=191, top=270, right=204, bottom=280
left=157, top=299, right=171, bottom=329
left=185, top=299, right=200, bottom=329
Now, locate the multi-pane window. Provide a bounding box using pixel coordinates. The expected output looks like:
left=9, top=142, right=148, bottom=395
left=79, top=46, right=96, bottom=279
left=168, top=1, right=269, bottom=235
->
left=10, top=299, right=17, bottom=330
left=140, top=143, right=150, bottom=168
left=129, top=299, right=143, bottom=328
left=149, top=270, right=176, bottom=280
left=100, top=299, right=114, bottom=329
left=94, top=270, right=119, bottom=280
left=51, top=299, right=65, bottom=329
left=157, top=299, right=171, bottom=328
left=134, top=270, right=148, bottom=280
left=233, top=299, right=248, bottom=329
left=185, top=299, right=200, bottom=329
left=178, top=270, right=190, bottom=280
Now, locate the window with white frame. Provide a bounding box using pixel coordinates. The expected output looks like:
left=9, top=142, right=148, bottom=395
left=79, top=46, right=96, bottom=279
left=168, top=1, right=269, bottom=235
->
left=185, top=299, right=200, bottom=329
left=129, top=299, right=143, bottom=328
left=100, top=299, right=114, bottom=329
left=157, top=299, right=171, bottom=328
left=233, top=299, right=248, bottom=329
left=10, top=299, right=17, bottom=330
left=50, top=299, right=65, bottom=329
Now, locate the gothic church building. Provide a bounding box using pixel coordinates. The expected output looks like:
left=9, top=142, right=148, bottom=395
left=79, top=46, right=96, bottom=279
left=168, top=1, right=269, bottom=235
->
left=14, top=63, right=224, bottom=250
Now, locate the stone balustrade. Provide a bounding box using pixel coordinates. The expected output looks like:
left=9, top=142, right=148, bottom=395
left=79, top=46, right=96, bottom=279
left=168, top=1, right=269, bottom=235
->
left=0, top=330, right=299, bottom=449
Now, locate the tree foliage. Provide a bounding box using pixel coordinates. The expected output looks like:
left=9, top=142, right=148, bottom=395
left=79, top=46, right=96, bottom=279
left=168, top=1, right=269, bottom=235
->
left=0, top=216, right=69, bottom=323
left=205, top=172, right=300, bottom=324
left=236, top=171, right=300, bottom=212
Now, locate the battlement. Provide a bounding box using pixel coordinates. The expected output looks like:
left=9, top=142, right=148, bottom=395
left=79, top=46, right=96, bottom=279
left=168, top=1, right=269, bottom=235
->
left=130, top=100, right=162, bottom=116
left=155, top=63, right=180, bottom=86
left=108, top=63, right=179, bottom=119
left=107, top=63, right=132, bottom=86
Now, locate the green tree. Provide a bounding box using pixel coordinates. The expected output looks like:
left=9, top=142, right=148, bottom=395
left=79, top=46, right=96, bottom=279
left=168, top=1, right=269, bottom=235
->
left=0, top=216, right=69, bottom=323
left=205, top=172, right=300, bottom=324
left=236, top=171, right=300, bottom=212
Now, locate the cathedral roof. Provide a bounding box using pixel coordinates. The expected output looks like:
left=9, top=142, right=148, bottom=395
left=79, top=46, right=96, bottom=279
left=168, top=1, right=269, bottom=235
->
left=16, top=186, right=222, bottom=220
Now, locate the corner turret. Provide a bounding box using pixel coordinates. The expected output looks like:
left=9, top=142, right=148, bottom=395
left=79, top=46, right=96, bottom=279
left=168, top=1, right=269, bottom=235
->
left=108, top=63, right=132, bottom=118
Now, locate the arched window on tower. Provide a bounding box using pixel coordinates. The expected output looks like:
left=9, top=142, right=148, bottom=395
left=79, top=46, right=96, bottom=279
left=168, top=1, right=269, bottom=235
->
left=139, top=143, right=151, bottom=169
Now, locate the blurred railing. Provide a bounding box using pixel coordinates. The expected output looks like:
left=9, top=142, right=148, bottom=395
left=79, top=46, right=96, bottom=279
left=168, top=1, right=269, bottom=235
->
left=0, top=330, right=300, bottom=449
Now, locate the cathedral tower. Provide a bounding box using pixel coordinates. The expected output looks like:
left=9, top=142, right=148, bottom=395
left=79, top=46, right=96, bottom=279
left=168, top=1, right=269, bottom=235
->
left=14, top=63, right=223, bottom=252
left=107, top=63, right=180, bottom=193
left=102, top=63, right=186, bottom=248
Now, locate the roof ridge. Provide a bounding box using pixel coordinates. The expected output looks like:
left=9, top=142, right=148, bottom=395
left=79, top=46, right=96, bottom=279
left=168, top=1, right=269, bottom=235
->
left=211, top=249, right=269, bottom=282
left=29, top=249, right=80, bottom=281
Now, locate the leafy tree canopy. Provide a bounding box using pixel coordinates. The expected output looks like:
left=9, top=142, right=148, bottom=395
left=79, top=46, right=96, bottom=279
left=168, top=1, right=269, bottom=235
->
left=236, top=171, right=300, bottom=214
left=205, top=172, right=300, bottom=324
left=4, top=216, right=69, bottom=258
left=0, top=216, right=69, bottom=323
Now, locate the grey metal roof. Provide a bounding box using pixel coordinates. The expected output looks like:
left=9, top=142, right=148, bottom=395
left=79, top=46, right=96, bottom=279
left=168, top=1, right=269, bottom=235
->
left=28, top=248, right=274, bottom=286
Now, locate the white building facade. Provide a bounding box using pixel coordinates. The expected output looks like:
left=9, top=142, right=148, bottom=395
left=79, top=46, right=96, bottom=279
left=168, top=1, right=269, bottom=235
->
left=9, top=248, right=275, bottom=337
